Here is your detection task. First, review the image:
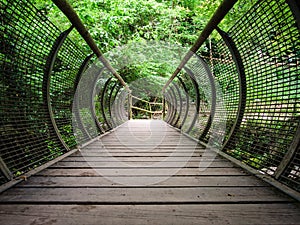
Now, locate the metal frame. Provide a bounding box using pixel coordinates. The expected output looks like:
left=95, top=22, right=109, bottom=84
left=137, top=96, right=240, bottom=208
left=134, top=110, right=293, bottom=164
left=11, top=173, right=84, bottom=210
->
left=91, top=67, right=106, bottom=134
left=73, top=54, right=94, bottom=141
left=172, top=83, right=183, bottom=128
left=286, top=0, right=300, bottom=30
left=216, top=27, right=247, bottom=150
left=128, top=93, right=133, bottom=120
left=100, top=78, right=113, bottom=130
left=0, top=157, right=13, bottom=181
left=108, top=81, right=119, bottom=127
left=177, top=76, right=190, bottom=129
left=197, top=54, right=217, bottom=141
left=168, top=85, right=178, bottom=126
left=183, top=67, right=200, bottom=134
left=163, top=91, right=172, bottom=123
left=275, top=123, right=300, bottom=179
left=43, top=26, right=74, bottom=151
left=110, top=84, right=127, bottom=125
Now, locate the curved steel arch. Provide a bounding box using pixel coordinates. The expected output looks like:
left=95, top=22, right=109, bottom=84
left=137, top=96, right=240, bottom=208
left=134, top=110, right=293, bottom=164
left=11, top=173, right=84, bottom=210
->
left=177, top=76, right=190, bottom=129
left=43, top=26, right=74, bottom=152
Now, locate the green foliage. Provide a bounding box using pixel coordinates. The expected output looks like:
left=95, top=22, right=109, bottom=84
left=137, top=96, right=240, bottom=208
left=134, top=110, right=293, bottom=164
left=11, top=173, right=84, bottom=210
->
left=33, top=0, right=253, bottom=53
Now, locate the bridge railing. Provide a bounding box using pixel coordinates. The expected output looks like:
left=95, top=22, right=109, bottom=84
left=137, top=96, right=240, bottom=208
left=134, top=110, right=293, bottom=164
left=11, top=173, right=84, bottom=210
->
left=129, top=95, right=163, bottom=120
left=163, top=0, right=300, bottom=195
left=0, top=0, right=128, bottom=186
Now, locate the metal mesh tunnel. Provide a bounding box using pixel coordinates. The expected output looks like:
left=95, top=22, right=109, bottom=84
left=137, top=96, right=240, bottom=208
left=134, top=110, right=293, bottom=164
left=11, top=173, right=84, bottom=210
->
left=0, top=0, right=299, bottom=215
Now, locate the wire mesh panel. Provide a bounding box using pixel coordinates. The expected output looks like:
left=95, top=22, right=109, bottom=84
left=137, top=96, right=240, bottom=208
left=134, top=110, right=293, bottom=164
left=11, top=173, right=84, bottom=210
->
left=165, top=0, right=299, bottom=192
left=280, top=144, right=300, bottom=191
left=210, top=0, right=300, bottom=191
left=177, top=73, right=198, bottom=133
left=0, top=0, right=64, bottom=181
left=49, top=34, right=87, bottom=149
left=201, top=37, right=240, bottom=144
left=0, top=0, right=89, bottom=183
left=185, top=56, right=214, bottom=139
left=110, top=86, right=128, bottom=126
left=72, top=59, right=104, bottom=145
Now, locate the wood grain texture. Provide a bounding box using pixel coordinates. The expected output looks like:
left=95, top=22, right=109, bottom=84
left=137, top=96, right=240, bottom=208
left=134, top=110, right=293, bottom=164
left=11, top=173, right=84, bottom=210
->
left=0, top=120, right=299, bottom=224
left=1, top=204, right=300, bottom=225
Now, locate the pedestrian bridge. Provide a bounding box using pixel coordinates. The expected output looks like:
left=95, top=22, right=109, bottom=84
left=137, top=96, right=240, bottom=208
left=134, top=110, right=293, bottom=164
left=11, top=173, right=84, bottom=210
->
left=0, top=0, right=299, bottom=224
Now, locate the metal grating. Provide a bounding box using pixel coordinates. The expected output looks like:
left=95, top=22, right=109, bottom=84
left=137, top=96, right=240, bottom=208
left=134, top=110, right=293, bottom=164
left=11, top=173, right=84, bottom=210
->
left=49, top=37, right=87, bottom=148
left=222, top=0, right=300, bottom=181
left=0, top=0, right=65, bottom=179
left=196, top=0, right=300, bottom=191
left=0, top=0, right=91, bottom=183
left=165, top=0, right=299, bottom=192
left=201, top=38, right=240, bottom=144
left=280, top=144, right=300, bottom=191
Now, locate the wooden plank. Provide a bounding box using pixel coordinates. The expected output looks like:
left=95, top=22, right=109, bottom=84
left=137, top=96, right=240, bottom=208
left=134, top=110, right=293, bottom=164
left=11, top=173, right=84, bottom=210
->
left=78, top=149, right=208, bottom=153
left=82, top=146, right=206, bottom=150
left=16, top=175, right=268, bottom=187
left=36, top=167, right=248, bottom=176
left=71, top=152, right=216, bottom=157
left=97, top=138, right=198, bottom=142
left=0, top=120, right=299, bottom=225
left=49, top=160, right=236, bottom=168
left=1, top=204, right=300, bottom=225
left=61, top=156, right=227, bottom=162
left=0, top=187, right=292, bottom=203
left=70, top=156, right=222, bottom=160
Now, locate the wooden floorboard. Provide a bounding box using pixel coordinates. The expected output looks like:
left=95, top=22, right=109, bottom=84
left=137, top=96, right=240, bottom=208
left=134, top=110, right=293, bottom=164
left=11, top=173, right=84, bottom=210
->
left=0, top=120, right=299, bottom=224
left=1, top=204, right=300, bottom=225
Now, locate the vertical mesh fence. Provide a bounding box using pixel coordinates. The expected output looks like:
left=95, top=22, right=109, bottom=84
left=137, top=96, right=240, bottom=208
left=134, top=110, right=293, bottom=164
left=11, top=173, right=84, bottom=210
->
left=165, top=0, right=299, bottom=192
left=0, top=0, right=66, bottom=179
left=201, top=0, right=299, bottom=191
left=0, top=0, right=101, bottom=183
left=201, top=38, right=240, bottom=144
left=221, top=0, right=300, bottom=184
left=49, top=37, right=87, bottom=149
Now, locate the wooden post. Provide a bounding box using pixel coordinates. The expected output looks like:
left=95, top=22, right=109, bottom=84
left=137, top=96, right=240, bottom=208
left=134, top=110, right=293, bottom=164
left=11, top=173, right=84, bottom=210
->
left=162, top=98, right=166, bottom=120
left=0, top=157, right=13, bottom=181
left=128, top=93, right=132, bottom=120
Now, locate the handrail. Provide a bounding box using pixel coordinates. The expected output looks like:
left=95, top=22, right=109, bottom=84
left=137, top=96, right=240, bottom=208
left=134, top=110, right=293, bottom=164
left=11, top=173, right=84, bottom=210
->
left=162, top=0, right=238, bottom=92
left=131, top=106, right=163, bottom=114
left=130, top=95, right=163, bottom=119
left=51, top=0, right=130, bottom=92
left=132, top=95, right=163, bottom=105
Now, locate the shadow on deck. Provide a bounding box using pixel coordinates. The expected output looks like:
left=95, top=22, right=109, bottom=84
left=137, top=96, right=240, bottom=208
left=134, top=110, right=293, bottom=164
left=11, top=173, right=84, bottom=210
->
left=0, top=120, right=299, bottom=224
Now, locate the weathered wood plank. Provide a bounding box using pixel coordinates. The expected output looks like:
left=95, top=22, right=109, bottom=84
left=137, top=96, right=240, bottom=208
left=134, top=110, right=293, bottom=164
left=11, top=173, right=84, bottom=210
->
left=1, top=204, right=300, bottom=225
left=50, top=160, right=236, bottom=168
left=72, top=152, right=216, bottom=157
left=0, top=120, right=299, bottom=225
left=16, top=175, right=268, bottom=187
left=61, top=156, right=227, bottom=162
left=82, top=145, right=203, bottom=149
left=36, top=167, right=248, bottom=176
left=0, top=187, right=291, bottom=203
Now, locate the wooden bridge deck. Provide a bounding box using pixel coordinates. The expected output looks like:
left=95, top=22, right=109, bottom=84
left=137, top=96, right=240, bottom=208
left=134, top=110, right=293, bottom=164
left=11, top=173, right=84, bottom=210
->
left=0, top=120, right=299, bottom=224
